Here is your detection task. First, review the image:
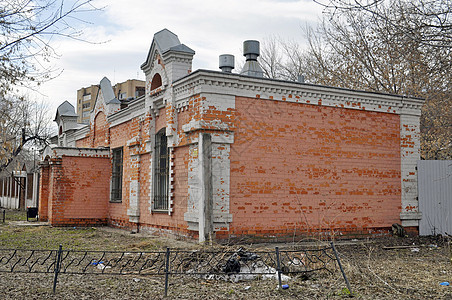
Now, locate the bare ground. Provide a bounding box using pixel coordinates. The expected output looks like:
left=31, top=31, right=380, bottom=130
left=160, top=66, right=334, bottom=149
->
left=1, top=210, right=452, bottom=299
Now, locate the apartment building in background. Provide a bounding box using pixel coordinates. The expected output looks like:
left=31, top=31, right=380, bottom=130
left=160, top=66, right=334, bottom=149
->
left=77, top=79, right=145, bottom=124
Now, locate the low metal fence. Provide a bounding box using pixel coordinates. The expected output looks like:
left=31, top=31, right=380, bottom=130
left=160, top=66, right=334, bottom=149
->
left=0, top=243, right=351, bottom=296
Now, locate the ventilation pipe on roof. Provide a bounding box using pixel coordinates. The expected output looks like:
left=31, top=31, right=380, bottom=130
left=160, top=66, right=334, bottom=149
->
left=297, top=74, right=305, bottom=83
left=219, top=54, right=235, bottom=73
left=240, top=40, right=264, bottom=78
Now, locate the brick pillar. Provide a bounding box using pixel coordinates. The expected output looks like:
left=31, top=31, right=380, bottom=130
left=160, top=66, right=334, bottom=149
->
left=127, top=151, right=141, bottom=223
left=49, top=158, right=63, bottom=224
left=400, top=113, right=422, bottom=227
left=38, top=161, right=50, bottom=222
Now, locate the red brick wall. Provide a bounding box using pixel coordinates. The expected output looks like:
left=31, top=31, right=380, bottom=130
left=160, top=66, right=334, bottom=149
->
left=76, top=136, right=91, bottom=148
left=139, top=145, right=192, bottom=236
left=49, top=156, right=110, bottom=226
left=155, top=108, right=166, bottom=132
left=138, top=153, right=151, bottom=220
left=38, top=163, right=50, bottom=221
left=108, top=121, right=132, bottom=228
left=229, top=96, right=401, bottom=237
left=132, top=108, right=192, bottom=236
left=94, top=112, right=108, bottom=147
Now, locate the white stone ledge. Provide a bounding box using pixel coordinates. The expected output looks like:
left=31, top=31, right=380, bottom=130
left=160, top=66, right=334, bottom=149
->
left=173, top=70, right=424, bottom=117
left=42, top=145, right=110, bottom=159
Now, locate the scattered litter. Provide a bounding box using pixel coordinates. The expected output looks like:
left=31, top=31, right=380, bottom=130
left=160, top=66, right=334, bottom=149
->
left=191, top=248, right=293, bottom=283
left=440, top=282, right=449, bottom=286
left=261, top=265, right=291, bottom=281
left=97, top=263, right=111, bottom=270
left=429, top=244, right=438, bottom=249
left=392, top=223, right=406, bottom=237
left=90, top=260, right=111, bottom=270
left=90, top=260, right=104, bottom=266
left=222, top=248, right=258, bottom=274
left=383, top=245, right=418, bottom=250
left=133, top=278, right=141, bottom=282
left=411, top=248, right=420, bottom=252
left=282, top=284, right=289, bottom=289
left=287, top=256, right=306, bottom=268
left=244, top=286, right=251, bottom=290
left=311, top=284, right=321, bottom=289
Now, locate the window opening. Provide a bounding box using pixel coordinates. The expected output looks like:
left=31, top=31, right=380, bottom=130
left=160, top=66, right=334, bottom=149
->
left=111, top=147, right=123, bottom=202
left=151, top=73, right=162, bottom=90
left=153, top=129, right=169, bottom=210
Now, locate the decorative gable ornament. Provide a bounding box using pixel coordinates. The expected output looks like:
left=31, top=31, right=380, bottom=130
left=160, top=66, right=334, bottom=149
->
left=141, top=29, right=195, bottom=97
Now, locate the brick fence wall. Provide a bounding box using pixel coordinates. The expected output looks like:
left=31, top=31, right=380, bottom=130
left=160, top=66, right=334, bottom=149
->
left=48, top=156, right=110, bottom=226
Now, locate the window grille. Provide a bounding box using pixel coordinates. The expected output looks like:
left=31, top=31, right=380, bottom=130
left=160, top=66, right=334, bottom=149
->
left=153, top=129, right=169, bottom=211
left=111, top=147, right=123, bottom=202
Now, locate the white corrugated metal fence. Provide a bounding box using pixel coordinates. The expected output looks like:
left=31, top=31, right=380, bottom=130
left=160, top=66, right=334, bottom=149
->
left=418, top=160, right=452, bottom=236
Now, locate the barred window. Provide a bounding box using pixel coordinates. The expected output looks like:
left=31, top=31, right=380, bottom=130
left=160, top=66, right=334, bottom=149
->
left=153, top=128, right=169, bottom=211
left=111, top=147, right=123, bottom=202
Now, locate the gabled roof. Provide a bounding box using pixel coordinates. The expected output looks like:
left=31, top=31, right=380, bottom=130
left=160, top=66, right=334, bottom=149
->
left=169, top=44, right=195, bottom=54
left=54, top=100, right=77, bottom=121
left=99, top=77, right=120, bottom=104
left=141, top=29, right=195, bottom=71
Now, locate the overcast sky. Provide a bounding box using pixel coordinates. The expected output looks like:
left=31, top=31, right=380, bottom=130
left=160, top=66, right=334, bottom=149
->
left=35, top=0, right=324, bottom=113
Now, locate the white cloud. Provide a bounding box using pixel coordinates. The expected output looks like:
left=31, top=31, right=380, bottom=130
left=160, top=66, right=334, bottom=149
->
left=35, top=0, right=323, bottom=112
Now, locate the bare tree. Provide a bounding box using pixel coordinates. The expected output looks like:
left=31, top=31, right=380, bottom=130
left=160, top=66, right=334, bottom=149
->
left=0, top=0, right=100, bottom=171
left=258, top=36, right=306, bottom=81
left=313, top=0, right=452, bottom=49
left=0, top=97, right=52, bottom=171
left=308, top=0, right=451, bottom=159
left=1, top=0, right=100, bottom=95
left=258, top=0, right=451, bottom=159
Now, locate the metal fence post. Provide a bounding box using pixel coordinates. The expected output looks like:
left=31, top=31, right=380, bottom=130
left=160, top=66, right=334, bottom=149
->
left=331, top=242, right=353, bottom=296
left=53, top=245, right=63, bottom=294
left=275, top=247, right=282, bottom=289
left=164, top=247, right=170, bottom=297
left=2, top=209, right=5, bottom=223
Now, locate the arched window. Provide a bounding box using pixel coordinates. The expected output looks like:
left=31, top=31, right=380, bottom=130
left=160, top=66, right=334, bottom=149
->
left=59, top=126, right=63, bottom=135
left=151, top=73, right=162, bottom=90
left=153, top=128, right=169, bottom=211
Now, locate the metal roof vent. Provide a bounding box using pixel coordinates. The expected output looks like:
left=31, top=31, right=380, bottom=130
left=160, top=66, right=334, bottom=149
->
left=240, top=40, right=264, bottom=78
left=219, top=54, right=235, bottom=73
left=297, top=75, right=305, bottom=83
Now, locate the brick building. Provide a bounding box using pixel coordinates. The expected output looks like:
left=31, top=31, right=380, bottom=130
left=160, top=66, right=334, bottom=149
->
left=39, top=29, right=424, bottom=241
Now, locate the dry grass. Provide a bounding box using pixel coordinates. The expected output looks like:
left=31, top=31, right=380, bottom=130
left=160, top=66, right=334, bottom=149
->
left=1, top=210, right=452, bottom=299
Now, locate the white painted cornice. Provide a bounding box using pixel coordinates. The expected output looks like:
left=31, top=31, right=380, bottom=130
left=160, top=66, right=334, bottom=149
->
left=108, top=96, right=146, bottom=127
left=173, top=70, right=424, bottom=116
left=42, top=146, right=110, bottom=159
left=72, top=125, right=89, bottom=142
